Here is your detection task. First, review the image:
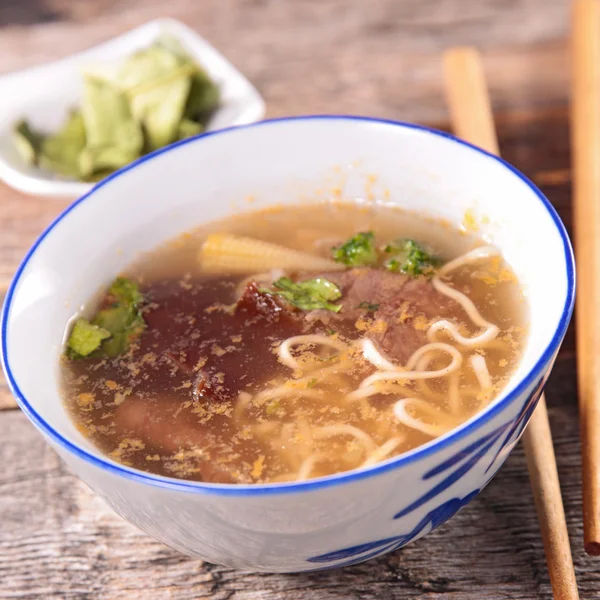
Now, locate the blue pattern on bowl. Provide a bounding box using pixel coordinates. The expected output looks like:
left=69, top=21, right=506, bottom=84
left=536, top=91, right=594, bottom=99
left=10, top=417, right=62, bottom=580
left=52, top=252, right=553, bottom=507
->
left=306, top=375, right=546, bottom=569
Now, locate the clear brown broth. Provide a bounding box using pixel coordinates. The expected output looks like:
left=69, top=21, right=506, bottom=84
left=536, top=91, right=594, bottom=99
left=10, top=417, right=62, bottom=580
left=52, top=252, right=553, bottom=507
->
left=61, top=202, right=528, bottom=484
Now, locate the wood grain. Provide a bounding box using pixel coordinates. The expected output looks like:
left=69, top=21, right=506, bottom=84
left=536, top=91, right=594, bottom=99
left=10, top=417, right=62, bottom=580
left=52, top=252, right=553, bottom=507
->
left=570, top=0, right=600, bottom=556
left=0, top=0, right=590, bottom=597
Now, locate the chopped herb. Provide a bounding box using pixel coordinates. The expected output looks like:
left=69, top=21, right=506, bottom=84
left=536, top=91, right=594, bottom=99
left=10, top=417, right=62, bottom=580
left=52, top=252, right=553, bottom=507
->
left=266, top=399, right=281, bottom=415
left=67, top=318, right=111, bottom=358
left=384, top=239, right=440, bottom=277
left=326, top=329, right=337, bottom=336
left=108, top=276, right=144, bottom=306
left=306, top=378, right=318, bottom=388
left=332, top=232, right=378, bottom=267
left=357, top=301, right=380, bottom=311
left=66, top=277, right=146, bottom=360
left=269, top=277, right=342, bottom=313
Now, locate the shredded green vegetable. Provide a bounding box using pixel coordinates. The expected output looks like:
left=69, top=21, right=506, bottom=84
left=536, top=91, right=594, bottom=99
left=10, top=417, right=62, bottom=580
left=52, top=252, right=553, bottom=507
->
left=12, top=35, right=219, bottom=182
left=266, top=277, right=342, bottom=313
left=66, top=277, right=146, bottom=359
left=332, top=232, right=378, bottom=267
left=384, top=239, right=440, bottom=277
left=67, top=318, right=111, bottom=357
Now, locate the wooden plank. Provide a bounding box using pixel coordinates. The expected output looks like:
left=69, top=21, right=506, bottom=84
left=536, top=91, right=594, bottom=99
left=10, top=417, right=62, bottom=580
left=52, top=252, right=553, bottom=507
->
left=0, top=3, right=570, bottom=124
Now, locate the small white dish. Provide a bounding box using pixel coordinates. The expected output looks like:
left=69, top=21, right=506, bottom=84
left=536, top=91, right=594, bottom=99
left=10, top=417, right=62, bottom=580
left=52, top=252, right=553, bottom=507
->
left=0, top=19, right=265, bottom=198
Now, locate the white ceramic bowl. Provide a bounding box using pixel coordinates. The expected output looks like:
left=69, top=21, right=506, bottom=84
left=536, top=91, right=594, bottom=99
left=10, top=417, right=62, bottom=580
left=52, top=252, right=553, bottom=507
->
left=1, top=117, right=574, bottom=572
left=0, top=19, right=265, bottom=198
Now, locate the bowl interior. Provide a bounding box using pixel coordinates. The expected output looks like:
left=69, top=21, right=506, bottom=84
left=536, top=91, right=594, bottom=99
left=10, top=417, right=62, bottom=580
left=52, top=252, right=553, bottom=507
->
left=1, top=116, right=573, bottom=485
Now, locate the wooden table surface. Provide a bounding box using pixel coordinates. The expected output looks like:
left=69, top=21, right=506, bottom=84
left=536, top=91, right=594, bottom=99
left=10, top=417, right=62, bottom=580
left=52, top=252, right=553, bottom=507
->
left=0, top=1, right=596, bottom=598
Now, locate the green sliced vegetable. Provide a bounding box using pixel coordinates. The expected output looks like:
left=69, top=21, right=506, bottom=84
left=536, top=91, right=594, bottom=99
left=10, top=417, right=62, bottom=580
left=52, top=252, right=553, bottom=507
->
left=117, top=42, right=212, bottom=150
left=92, top=277, right=146, bottom=357
left=93, top=306, right=145, bottom=357
left=65, top=277, right=146, bottom=360
left=39, top=111, right=86, bottom=178
left=177, top=118, right=204, bottom=140
left=268, top=277, right=342, bottom=313
left=384, top=239, right=440, bottom=277
left=332, top=232, right=378, bottom=267
left=12, top=120, right=44, bottom=165
left=12, top=36, right=219, bottom=181
left=133, top=74, right=191, bottom=150
left=67, top=318, right=111, bottom=358
left=117, top=45, right=184, bottom=90
left=79, top=76, right=143, bottom=176
left=185, top=70, right=220, bottom=120
left=108, top=277, right=144, bottom=306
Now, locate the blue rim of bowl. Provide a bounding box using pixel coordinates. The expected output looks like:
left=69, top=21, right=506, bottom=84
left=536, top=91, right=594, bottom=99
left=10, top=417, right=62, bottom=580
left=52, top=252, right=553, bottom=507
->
left=0, top=115, right=576, bottom=496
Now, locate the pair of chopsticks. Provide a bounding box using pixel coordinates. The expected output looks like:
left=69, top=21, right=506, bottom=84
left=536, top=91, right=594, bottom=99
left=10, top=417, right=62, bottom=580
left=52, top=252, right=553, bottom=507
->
left=442, top=44, right=580, bottom=600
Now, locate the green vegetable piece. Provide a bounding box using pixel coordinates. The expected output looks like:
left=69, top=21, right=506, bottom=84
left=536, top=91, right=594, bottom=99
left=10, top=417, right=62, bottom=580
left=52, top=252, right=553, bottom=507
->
left=136, top=75, right=192, bottom=150
left=384, top=239, right=440, bottom=277
left=13, top=36, right=220, bottom=181
left=66, top=277, right=146, bottom=360
left=357, top=301, right=379, bottom=311
left=12, top=120, right=44, bottom=165
left=108, top=276, right=144, bottom=306
left=177, top=118, right=204, bottom=140
left=271, top=277, right=342, bottom=313
left=185, top=70, right=220, bottom=121
left=81, top=169, right=114, bottom=183
left=67, top=318, right=111, bottom=358
left=92, top=277, right=145, bottom=356
left=93, top=306, right=145, bottom=357
left=79, top=76, right=143, bottom=177
left=266, top=399, right=281, bottom=415
left=117, top=43, right=195, bottom=150
left=332, top=232, right=378, bottom=267
left=117, top=44, right=184, bottom=90
left=39, top=111, right=86, bottom=178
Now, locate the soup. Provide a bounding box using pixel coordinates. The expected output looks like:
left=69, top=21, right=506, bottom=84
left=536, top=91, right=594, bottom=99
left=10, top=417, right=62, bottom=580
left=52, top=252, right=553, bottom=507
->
left=61, top=202, right=527, bottom=484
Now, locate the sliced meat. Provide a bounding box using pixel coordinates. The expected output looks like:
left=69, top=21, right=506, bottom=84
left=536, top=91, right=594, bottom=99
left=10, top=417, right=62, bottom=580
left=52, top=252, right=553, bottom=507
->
left=305, top=268, right=461, bottom=364
left=114, top=396, right=235, bottom=483
left=236, top=281, right=297, bottom=325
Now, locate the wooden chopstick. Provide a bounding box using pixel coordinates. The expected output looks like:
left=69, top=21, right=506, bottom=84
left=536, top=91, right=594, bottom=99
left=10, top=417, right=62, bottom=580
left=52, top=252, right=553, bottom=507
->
left=443, top=47, right=579, bottom=600
left=571, top=0, right=600, bottom=557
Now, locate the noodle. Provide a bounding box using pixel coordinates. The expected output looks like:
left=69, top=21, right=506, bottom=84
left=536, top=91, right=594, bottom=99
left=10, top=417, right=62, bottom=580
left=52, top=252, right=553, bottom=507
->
left=278, top=335, right=346, bottom=370
left=393, top=398, right=458, bottom=437
left=312, top=424, right=377, bottom=453
left=297, top=453, right=327, bottom=481
left=361, top=339, right=398, bottom=371
left=469, top=354, right=493, bottom=390
left=361, top=437, right=404, bottom=467
left=428, top=246, right=500, bottom=347
left=360, top=343, right=463, bottom=387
